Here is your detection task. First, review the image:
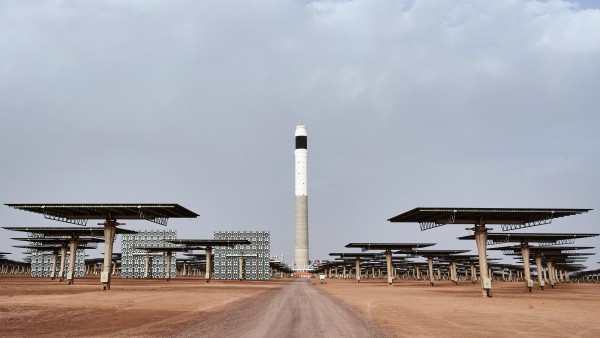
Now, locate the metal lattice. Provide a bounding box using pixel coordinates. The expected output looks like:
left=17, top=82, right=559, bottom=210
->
left=43, top=213, right=88, bottom=226
left=136, top=207, right=169, bottom=226
left=419, top=212, right=455, bottom=231
left=419, top=222, right=444, bottom=231
left=538, top=238, right=576, bottom=246
left=487, top=239, right=509, bottom=246
left=120, top=230, right=177, bottom=278
left=29, top=233, right=85, bottom=277
left=148, top=217, right=169, bottom=226
left=500, top=215, right=553, bottom=231
left=213, top=231, right=270, bottom=280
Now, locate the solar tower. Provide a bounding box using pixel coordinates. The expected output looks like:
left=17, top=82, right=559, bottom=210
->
left=294, top=124, right=309, bottom=270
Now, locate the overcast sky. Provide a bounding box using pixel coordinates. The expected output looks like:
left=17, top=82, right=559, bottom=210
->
left=1, top=0, right=599, bottom=272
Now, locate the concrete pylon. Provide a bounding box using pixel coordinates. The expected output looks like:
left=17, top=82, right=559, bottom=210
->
left=474, top=225, right=491, bottom=297
left=144, top=255, right=150, bottom=278
left=428, top=257, right=434, bottom=286
left=205, top=247, right=212, bottom=283
left=50, top=251, right=58, bottom=280
left=386, top=250, right=393, bottom=286
left=547, top=260, right=555, bottom=288
left=238, top=256, right=244, bottom=281
left=535, top=254, right=545, bottom=290
left=558, top=269, right=563, bottom=283
left=67, top=238, right=78, bottom=285
left=521, top=244, right=533, bottom=292
left=166, top=252, right=172, bottom=281
left=355, top=258, right=361, bottom=283
left=101, top=221, right=118, bottom=290
left=59, top=245, right=67, bottom=282
left=450, top=261, right=458, bottom=284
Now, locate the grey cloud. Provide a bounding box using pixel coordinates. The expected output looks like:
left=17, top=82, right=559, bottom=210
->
left=1, top=0, right=598, bottom=269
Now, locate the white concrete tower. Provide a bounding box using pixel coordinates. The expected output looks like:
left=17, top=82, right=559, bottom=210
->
left=294, top=124, right=309, bottom=270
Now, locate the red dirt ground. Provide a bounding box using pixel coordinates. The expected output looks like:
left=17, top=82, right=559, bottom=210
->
left=318, top=278, right=600, bottom=337
left=0, top=275, right=283, bottom=337
left=1, top=275, right=599, bottom=337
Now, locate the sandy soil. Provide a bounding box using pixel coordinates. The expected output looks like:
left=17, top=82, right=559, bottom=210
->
left=0, top=275, right=284, bottom=337
left=318, top=278, right=600, bottom=338
left=1, top=275, right=599, bottom=337
left=173, top=279, right=390, bottom=338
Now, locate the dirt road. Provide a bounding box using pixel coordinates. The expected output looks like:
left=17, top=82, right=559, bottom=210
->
left=4, top=276, right=599, bottom=337
left=173, top=279, right=391, bottom=338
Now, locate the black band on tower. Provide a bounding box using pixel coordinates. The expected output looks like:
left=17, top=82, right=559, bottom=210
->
left=295, top=136, right=307, bottom=149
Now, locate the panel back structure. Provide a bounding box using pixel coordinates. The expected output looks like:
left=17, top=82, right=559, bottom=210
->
left=121, top=230, right=177, bottom=278
left=29, top=233, right=84, bottom=277
left=214, top=231, right=270, bottom=280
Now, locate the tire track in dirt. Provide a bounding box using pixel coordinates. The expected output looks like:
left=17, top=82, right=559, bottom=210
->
left=172, top=279, right=391, bottom=338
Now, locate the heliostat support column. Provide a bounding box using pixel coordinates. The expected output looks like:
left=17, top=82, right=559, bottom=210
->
left=355, top=258, right=361, bottom=283
left=51, top=251, right=58, bottom=280
left=535, top=254, right=545, bottom=290
left=428, top=257, right=434, bottom=286
left=294, top=124, right=309, bottom=270
left=101, top=220, right=118, bottom=290
left=386, top=249, right=393, bottom=286
left=522, top=243, right=533, bottom=292
left=166, top=251, right=172, bottom=282
left=473, top=224, right=491, bottom=297
left=205, top=247, right=212, bottom=283
left=67, top=238, right=78, bottom=285
left=59, top=244, right=67, bottom=282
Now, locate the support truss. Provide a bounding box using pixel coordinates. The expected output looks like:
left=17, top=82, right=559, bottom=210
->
left=561, top=249, right=578, bottom=254
left=538, top=238, right=576, bottom=246
left=487, top=238, right=509, bottom=246
left=500, top=215, right=553, bottom=231
left=419, top=222, right=445, bottom=231
left=43, top=213, right=88, bottom=226
left=137, top=207, right=169, bottom=226
left=148, top=217, right=169, bottom=226
left=419, top=212, right=455, bottom=231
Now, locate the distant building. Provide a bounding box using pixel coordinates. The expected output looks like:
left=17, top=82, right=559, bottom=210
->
left=120, top=230, right=177, bottom=278
left=214, top=231, right=270, bottom=280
